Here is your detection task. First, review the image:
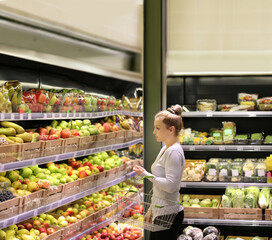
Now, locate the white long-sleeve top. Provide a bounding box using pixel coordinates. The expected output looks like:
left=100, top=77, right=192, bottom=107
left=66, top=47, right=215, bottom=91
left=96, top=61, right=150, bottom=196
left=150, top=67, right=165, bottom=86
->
left=140, top=142, right=185, bottom=219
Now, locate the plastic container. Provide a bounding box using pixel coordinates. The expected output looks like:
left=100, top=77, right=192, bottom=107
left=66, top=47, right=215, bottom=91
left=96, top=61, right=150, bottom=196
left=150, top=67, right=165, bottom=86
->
left=238, top=93, right=258, bottom=111
left=234, top=134, right=249, bottom=145
left=205, top=161, right=218, bottom=182
left=255, top=159, right=267, bottom=183
left=249, top=133, right=264, bottom=145
left=197, top=99, right=217, bottom=111
left=223, top=122, right=235, bottom=144
left=257, top=97, right=272, bottom=111
left=211, top=129, right=223, bottom=145
left=230, top=161, right=242, bottom=182
left=243, top=160, right=256, bottom=183
left=264, top=135, right=272, bottom=144
left=218, top=160, right=231, bottom=182
left=218, top=104, right=238, bottom=111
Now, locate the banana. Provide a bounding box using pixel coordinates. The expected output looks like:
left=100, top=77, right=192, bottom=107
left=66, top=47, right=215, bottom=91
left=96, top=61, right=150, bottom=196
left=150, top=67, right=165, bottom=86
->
left=0, top=122, right=25, bottom=134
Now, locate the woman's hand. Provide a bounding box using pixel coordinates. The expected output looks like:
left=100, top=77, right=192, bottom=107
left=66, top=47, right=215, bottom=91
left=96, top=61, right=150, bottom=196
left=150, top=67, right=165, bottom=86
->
left=133, top=165, right=145, bottom=176
left=144, top=209, right=152, bottom=223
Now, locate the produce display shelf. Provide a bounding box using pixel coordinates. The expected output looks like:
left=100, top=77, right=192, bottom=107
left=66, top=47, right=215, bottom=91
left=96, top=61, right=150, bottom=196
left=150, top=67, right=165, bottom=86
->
left=70, top=202, right=136, bottom=240
left=0, top=111, right=143, bottom=121
left=181, top=145, right=271, bottom=152
left=0, top=138, right=143, bottom=172
left=180, top=182, right=272, bottom=189
left=0, top=171, right=137, bottom=229
left=182, top=111, right=272, bottom=118
left=183, top=218, right=272, bottom=227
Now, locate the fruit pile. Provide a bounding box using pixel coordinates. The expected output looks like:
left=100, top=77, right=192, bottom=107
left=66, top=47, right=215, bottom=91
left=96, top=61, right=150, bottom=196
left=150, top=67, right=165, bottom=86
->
left=0, top=224, right=42, bottom=240
left=81, top=223, right=142, bottom=240
left=123, top=203, right=144, bottom=220
left=0, top=189, right=14, bottom=202
left=0, top=121, right=40, bottom=144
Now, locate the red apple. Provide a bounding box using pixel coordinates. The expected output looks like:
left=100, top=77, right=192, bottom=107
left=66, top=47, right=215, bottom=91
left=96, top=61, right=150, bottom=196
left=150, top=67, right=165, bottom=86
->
left=33, top=220, right=42, bottom=230
left=69, top=161, right=78, bottom=169
left=61, top=128, right=71, bottom=138
left=97, top=166, right=104, bottom=172
left=47, top=228, right=56, bottom=235
left=78, top=170, right=87, bottom=178
left=36, top=92, right=47, bottom=104
left=37, top=127, right=49, bottom=135
left=49, top=128, right=60, bottom=136
left=72, top=130, right=79, bottom=136
left=40, top=134, right=49, bottom=140
left=83, top=162, right=92, bottom=168
left=24, top=223, right=33, bottom=231
left=43, top=222, right=49, bottom=229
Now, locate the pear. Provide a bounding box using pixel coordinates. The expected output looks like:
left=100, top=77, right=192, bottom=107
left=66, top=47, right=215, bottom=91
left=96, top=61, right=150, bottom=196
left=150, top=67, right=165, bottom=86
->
left=0, top=230, right=6, bottom=240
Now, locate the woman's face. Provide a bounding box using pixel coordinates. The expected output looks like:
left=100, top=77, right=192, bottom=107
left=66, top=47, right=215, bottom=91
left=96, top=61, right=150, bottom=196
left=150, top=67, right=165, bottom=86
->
left=153, top=118, right=173, bottom=142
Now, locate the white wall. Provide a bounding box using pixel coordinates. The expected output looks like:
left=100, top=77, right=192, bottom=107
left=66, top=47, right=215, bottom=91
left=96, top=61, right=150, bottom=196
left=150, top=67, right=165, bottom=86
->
left=168, top=0, right=272, bottom=73
left=0, top=0, right=143, bottom=50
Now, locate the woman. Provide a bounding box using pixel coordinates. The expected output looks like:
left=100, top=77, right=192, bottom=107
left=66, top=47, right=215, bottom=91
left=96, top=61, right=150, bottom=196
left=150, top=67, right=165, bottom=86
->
left=133, top=104, right=185, bottom=240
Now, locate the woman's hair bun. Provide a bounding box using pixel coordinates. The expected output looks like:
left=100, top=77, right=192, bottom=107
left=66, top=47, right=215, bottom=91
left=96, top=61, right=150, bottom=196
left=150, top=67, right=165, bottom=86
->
left=167, top=104, right=182, bottom=116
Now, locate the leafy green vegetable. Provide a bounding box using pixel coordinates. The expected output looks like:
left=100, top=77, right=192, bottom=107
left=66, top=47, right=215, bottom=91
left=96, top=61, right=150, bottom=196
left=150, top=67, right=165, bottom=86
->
left=200, top=199, right=212, bottom=208
left=191, top=204, right=201, bottom=208
left=183, top=202, right=191, bottom=207
left=225, top=187, right=237, bottom=197
left=258, top=188, right=270, bottom=209
left=182, top=195, right=190, bottom=202
left=222, top=195, right=231, bottom=208
left=232, top=189, right=245, bottom=208
left=251, top=133, right=263, bottom=140
left=245, top=193, right=256, bottom=208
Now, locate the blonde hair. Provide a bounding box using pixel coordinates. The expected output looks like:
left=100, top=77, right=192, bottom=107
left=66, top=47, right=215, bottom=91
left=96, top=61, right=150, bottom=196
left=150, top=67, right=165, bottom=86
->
left=155, top=104, right=183, bottom=136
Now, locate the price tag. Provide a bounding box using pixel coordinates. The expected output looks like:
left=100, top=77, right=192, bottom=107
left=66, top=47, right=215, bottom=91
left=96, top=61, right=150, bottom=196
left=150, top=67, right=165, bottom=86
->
left=84, top=113, right=87, bottom=118
left=220, top=169, right=227, bottom=176
left=258, top=169, right=265, bottom=177
left=232, top=169, right=239, bottom=177
left=11, top=113, right=14, bottom=120
left=254, top=146, right=261, bottom=151
left=245, top=171, right=252, bottom=177
left=206, top=112, right=213, bottom=117
left=19, top=111, right=23, bottom=120
left=209, top=169, right=216, bottom=176
left=44, top=113, right=47, bottom=119
left=189, top=146, right=195, bottom=151
left=237, top=146, right=243, bottom=151
left=219, top=146, right=225, bottom=151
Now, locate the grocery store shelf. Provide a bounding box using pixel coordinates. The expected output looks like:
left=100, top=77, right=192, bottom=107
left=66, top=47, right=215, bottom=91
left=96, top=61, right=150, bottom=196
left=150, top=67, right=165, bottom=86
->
left=0, top=111, right=143, bottom=121
left=180, top=181, right=272, bottom=189
left=0, top=138, right=143, bottom=172
left=0, top=171, right=137, bottom=229
left=181, top=145, right=271, bottom=152
left=183, top=218, right=272, bottom=227
left=182, top=111, right=272, bottom=118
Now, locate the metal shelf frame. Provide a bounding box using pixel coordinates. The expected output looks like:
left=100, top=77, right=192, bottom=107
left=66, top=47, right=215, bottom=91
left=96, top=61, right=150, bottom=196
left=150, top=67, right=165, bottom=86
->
left=0, top=171, right=137, bottom=229
left=182, top=111, right=272, bottom=118
left=0, top=111, right=143, bottom=121
left=0, top=138, right=143, bottom=172
left=181, top=145, right=271, bottom=152
left=180, top=182, right=272, bottom=189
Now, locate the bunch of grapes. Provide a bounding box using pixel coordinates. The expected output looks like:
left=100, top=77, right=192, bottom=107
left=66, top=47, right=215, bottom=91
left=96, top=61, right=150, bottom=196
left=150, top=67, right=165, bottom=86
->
left=0, top=189, right=14, bottom=202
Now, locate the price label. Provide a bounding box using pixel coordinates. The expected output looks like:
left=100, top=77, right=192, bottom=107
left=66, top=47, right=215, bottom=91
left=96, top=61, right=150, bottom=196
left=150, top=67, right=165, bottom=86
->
left=220, top=169, right=227, bottom=176
left=237, top=146, right=243, bottom=151
left=11, top=113, right=14, bottom=120
left=209, top=169, right=216, bottom=176
left=219, top=146, right=225, bottom=151
left=232, top=169, right=239, bottom=177
left=44, top=113, right=47, bottom=119
left=245, top=171, right=252, bottom=177
left=206, top=112, right=213, bottom=117
left=189, top=146, right=195, bottom=151
left=254, top=146, right=261, bottom=151
left=258, top=169, right=265, bottom=177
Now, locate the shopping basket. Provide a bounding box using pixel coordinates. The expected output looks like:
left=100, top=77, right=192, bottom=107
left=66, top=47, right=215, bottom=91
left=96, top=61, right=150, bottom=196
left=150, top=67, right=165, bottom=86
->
left=115, top=176, right=181, bottom=232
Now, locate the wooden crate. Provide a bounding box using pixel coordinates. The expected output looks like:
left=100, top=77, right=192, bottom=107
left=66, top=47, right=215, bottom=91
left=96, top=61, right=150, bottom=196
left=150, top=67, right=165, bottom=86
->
left=96, top=134, right=106, bottom=141
left=62, top=180, right=81, bottom=198
left=105, top=132, right=117, bottom=139
left=81, top=174, right=97, bottom=191
left=96, top=171, right=108, bottom=186
left=226, top=237, right=268, bottom=240
left=104, top=168, right=118, bottom=182
left=264, top=209, right=272, bottom=220
left=219, top=203, right=262, bottom=220
left=116, top=130, right=126, bottom=138
left=0, top=196, right=22, bottom=220
left=78, top=135, right=96, bottom=150
left=115, top=137, right=125, bottom=144
left=42, top=185, right=64, bottom=205
left=18, top=142, right=42, bottom=160
left=95, top=140, right=105, bottom=148
left=22, top=190, right=44, bottom=212
left=180, top=194, right=221, bottom=219
left=116, top=164, right=127, bottom=178
left=80, top=213, right=95, bottom=231
left=62, top=221, right=82, bottom=240
left=105, top=138, right=116, bottom=146
left=132, top=131, right=143, bottom=139
left=62, top=137, right=79, bottom=153
left=41, top=139, right=63, bottom=156
left=0, top=144, right=20, bottom=163
left=125, top=130, right=133, bottom=142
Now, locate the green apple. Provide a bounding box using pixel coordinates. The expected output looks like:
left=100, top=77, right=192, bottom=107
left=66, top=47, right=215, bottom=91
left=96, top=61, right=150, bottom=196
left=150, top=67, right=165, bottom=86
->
left=79, top=130, right=90, bottom=137
left=36, top=173, right=46, bottom=179
left=75, top=120, right=83, bottom=128
left=83, top=119, right=91, bottom=126
left=71, top=174, right=78, bottom=180
left=81, top=125, right=89, bottom=131
left=19, top=167, right=33, bottom=178
left=33, top=167, right=43, bottom=176
left=29, top=165, right=39, bottom=171
left=56, top=126, right=63, bottom=131
left=44, top=169, right=51, bottom=175
left=60, top=120, right=68, bottom=128
left=40, top=213, right=47, bottom=220
left=86, top=170, right=92, bottom=176
left=48, top=165, right=58, bottom=173
left=60, top=177, right=67, bottom=184
left=92, top=167, right=100, bottom=174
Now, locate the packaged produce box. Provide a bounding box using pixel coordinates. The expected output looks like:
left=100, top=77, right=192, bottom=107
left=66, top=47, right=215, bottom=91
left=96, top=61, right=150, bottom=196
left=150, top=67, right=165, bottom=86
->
left=180, top=194, right=221, bottom=219
left=182, top=160, right=206, bottom=182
